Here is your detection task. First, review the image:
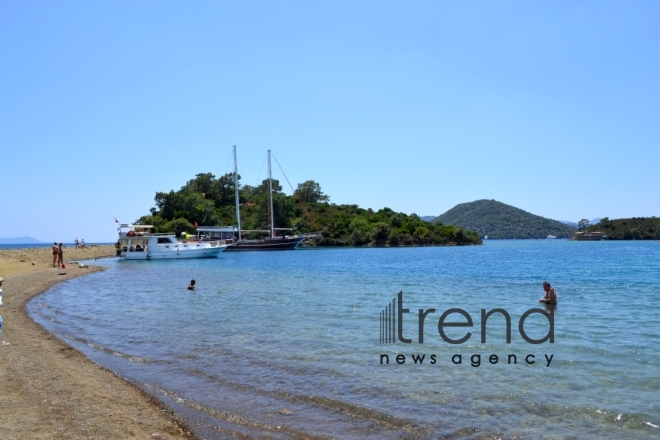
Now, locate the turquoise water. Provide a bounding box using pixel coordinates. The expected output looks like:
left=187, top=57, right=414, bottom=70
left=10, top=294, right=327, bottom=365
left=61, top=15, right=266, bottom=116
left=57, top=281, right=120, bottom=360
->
left=28, top=241, right=660, bottom=438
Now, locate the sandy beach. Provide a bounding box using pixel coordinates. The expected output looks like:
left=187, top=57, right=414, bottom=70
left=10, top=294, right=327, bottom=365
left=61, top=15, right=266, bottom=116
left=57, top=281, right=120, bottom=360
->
left=0, top=249, right=195, bottom=439
left=0, top=245, right=116, bottom=279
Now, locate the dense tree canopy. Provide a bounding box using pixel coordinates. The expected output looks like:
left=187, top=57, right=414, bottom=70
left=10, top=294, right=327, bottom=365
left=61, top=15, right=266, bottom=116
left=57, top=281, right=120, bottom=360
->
left=586, top=217, right=660, bottom=240
left=136, top=173, right=482, bottom=246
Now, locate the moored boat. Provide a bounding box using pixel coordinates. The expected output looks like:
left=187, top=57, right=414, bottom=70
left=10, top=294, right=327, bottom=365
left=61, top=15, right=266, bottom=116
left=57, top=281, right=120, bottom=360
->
left=117, top=224, right=228, bottom=260
left=572, top=231, right=607, bottom=241
left=200, top=146, right=319, bottom=252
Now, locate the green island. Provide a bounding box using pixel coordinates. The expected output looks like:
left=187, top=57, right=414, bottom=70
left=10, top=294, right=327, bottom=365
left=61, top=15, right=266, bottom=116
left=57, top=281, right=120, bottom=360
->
left=585, top=217, right=660, bottom=240
left=433, top=199, right=577, bottom=239
left=136, top=173, right=482, bottom=246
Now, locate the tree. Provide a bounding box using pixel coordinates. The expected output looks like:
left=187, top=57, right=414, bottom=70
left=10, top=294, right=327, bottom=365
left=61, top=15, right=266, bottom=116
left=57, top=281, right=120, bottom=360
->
left=295, top=180, right=329, bottom=203
left=578, top=219, right=590, bottom=231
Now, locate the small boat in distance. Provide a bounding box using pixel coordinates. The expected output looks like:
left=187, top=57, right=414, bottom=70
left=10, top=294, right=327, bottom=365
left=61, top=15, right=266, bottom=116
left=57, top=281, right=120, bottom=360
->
left=546, top=235, right=557, bottom=239
left=117, top=224, right=228, bottom=260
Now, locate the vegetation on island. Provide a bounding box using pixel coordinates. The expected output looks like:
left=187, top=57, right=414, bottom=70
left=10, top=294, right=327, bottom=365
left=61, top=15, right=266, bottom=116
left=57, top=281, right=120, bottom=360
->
left=433, top=199, right=577, bottom=239
left=584, top=217, right=660, bottom=240
left=135, top=173, right=482, bottom=246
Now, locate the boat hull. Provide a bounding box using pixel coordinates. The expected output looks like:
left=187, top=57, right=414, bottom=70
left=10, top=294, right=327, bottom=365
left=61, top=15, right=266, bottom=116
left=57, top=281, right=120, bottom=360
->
left=121, top=246, right=226, bottom=260
left=225, top=237, right=306, bottom=251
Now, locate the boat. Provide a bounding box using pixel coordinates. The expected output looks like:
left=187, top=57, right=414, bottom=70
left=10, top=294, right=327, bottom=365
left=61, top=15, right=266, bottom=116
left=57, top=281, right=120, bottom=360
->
left=200, top=146, right=317, bottom=251
left=116, top=224, right=228, bottom=260
left=546, top=235, right=557, bottom=239
left=572, top=231, right=607, bottom=241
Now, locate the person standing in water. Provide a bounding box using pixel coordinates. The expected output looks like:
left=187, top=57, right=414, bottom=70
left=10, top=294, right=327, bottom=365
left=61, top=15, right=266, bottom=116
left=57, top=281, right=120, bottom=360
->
left=187, top=280, right=196, bottom=291
left=539, top=281, right=557, bottom=305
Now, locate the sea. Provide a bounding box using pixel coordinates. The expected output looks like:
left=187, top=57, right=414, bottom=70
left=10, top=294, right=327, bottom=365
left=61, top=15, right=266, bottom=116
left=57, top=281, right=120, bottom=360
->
left=27, top=240, right=660, bottom=439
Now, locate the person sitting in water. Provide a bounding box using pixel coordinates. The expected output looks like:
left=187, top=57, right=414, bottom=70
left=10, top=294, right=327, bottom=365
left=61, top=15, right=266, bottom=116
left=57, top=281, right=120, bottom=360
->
left=187, top=280, right=196, bottom=291
left=539, top=281, right=558, bottom=305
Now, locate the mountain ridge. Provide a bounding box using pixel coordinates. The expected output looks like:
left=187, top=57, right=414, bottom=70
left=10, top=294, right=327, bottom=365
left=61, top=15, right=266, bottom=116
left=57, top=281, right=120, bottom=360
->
left=0, top=236, right=44, bottom=244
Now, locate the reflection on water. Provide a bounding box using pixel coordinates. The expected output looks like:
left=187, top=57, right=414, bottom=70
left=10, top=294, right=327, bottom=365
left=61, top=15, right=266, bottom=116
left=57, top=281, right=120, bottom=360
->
left=29, top=241, right=660, bottom=438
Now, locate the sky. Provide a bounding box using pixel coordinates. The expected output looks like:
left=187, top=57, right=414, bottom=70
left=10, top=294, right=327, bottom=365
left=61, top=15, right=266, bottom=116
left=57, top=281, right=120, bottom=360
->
left=1, top=1, right=659, bottom=242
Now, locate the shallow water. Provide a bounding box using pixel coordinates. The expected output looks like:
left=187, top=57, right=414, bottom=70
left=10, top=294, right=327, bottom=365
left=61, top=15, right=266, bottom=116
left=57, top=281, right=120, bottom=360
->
left=29, top=240, right=660, bottom=438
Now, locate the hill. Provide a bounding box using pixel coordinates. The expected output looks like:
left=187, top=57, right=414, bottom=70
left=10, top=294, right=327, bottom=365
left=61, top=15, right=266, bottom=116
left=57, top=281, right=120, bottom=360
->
left=586, top=217, right=660, bottom=239
left=136, top=173, right=482, bottom=247
left=0, top=236, right=43, bottom=244
left=433, top=200, right=576, bottom=239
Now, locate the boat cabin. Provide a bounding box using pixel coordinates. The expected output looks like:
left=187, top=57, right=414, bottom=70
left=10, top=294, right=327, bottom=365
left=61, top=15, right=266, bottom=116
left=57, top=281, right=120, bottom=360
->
left=196, top=226, right=239, bottom=243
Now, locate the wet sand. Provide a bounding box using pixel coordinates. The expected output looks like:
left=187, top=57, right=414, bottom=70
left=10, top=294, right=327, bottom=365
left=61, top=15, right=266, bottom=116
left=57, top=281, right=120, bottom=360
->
left=0, top=259, right=196, bottom=438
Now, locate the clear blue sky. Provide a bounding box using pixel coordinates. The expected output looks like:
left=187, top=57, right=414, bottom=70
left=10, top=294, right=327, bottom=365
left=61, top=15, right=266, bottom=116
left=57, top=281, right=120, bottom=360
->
left=2, top=1, right=659, bottom=242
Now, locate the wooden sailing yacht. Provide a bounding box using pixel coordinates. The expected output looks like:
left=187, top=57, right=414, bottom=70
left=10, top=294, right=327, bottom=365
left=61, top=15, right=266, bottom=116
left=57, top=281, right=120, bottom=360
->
left=224, top=146, right=310, bottom=251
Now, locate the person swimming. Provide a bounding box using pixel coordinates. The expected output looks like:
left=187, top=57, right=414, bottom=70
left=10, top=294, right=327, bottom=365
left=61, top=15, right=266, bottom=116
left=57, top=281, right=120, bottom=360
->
left=539, top=281, right=557, bottom=305
left=187, top=280, right=196, bottom=291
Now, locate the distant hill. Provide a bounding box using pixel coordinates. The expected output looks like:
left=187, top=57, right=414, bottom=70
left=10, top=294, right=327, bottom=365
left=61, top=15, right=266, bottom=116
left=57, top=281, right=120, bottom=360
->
left=587, top=217, right=660, bottom=239
left=420, top=216, right=436, bottom=222
left=560, top=218, right=601, bottom=228
left=433, top=200, right=576, bottom=239
left=0, top=236, right=43, bottom=244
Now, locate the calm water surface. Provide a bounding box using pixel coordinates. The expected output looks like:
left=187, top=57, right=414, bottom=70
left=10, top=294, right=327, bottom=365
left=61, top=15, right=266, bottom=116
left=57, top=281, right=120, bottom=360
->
left=29, top=240, right=660, bottom=438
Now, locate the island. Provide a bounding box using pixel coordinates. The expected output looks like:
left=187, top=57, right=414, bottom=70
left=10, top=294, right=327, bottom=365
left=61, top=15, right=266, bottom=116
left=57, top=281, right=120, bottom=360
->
left=135, top=173, right=482, bottom=246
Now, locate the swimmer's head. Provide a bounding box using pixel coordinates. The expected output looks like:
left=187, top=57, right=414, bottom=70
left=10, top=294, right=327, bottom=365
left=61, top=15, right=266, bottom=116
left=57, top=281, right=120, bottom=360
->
left=190, top=280, right=196, bottom=286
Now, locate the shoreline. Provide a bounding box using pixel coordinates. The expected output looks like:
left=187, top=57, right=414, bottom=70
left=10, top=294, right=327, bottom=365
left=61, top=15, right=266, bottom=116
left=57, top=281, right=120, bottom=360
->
left=0, top=265, right=197, bottom=439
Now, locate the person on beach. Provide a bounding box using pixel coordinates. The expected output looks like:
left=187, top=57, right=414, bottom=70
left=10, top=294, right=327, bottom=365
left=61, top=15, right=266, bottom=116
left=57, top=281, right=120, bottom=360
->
left=187, top=280, right=196, bottom=291
left=57, top=243, right=64, bottom=268
left=539, top=281, right=557, bottom=305
left=80, top=239, right=86, bottom=248
left=74, top=238, right=79, bottom=248
left=52, top=242, right=59, bottom=267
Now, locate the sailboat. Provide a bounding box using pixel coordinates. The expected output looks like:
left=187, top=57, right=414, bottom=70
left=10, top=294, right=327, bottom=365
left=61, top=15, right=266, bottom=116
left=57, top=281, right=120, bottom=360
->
left=224, top=147, right=310, bottom=251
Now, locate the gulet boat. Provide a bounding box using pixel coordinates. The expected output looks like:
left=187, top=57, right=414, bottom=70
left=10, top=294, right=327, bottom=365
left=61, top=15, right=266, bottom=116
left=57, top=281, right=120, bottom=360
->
left=198, top=146, right=318, bottom=251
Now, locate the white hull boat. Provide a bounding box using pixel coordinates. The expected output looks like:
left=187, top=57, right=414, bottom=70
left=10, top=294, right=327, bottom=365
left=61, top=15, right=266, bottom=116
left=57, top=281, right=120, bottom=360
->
left=117, top=224, right=227, bottom=260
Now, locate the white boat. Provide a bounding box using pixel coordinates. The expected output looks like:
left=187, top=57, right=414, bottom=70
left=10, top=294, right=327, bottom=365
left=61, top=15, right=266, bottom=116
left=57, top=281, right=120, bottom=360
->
left=117, top=224, right=227, bottom=260
left=546, top=235, right=557, bottom=239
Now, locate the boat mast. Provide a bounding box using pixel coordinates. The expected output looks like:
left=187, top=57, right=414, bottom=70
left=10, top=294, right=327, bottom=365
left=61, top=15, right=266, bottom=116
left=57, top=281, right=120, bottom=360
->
left=233, top=145, right=241, bottom=242
left=268, top=150, right=275, bottom=238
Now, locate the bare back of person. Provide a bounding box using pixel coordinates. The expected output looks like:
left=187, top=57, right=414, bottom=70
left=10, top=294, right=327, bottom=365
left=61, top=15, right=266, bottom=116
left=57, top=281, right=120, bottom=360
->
left=540, top=281, right=557, bottom=305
